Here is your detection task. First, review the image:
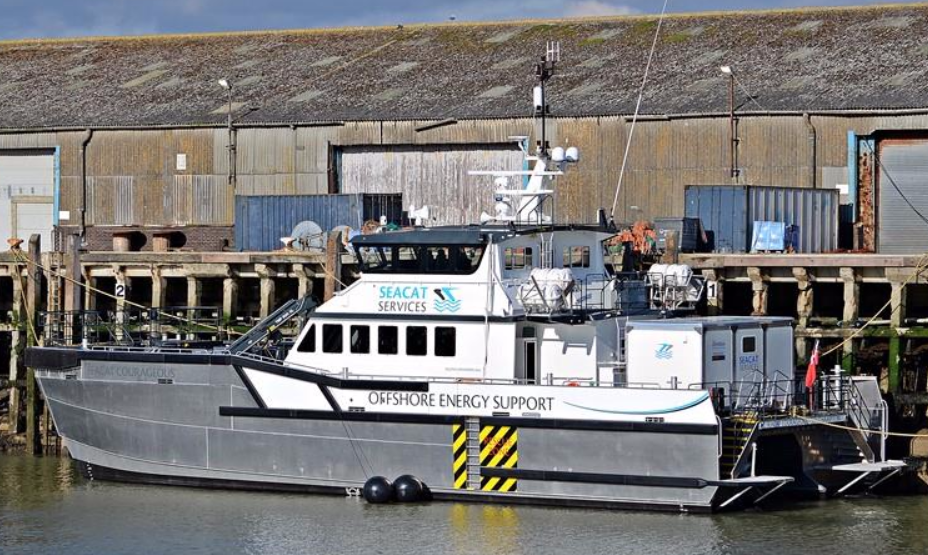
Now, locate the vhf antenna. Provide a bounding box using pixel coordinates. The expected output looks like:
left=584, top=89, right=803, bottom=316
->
left=534, top=41, right=559, bottom=157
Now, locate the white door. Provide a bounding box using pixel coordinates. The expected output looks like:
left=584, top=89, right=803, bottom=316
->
left=0, top=151, right=55, bottom=252
left=13, top=199, right=54, bottom=251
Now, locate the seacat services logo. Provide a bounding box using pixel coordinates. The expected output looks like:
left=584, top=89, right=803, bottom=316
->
left=433, top=287, right=461, bottom=313
left=655, top=343, right=673, bottom=360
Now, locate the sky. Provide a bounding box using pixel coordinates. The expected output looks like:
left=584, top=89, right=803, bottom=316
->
left=0, top=0, right=906, bottom=40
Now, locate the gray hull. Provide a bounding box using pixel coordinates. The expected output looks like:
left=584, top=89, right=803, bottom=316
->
left=36, top=356, right=723, bottom=512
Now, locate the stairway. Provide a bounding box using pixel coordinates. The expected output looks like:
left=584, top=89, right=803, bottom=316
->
left=830, top=430, right=867, bottom=466
left=720, top=413, right=758, bottom=479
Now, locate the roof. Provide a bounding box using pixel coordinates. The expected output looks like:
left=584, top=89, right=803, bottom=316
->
left=3, top=4, right=928, bottom=129
left=351, top=227, right=499, bottom=246
left=351, top=223, right=611, bottom=246
left=627, top=316, right=794, bottom=329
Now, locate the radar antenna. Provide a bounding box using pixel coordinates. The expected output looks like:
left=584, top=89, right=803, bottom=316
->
left=534, top=41, right=559, bottom=157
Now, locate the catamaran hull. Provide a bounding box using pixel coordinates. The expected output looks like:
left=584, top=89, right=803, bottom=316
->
left=34, top=352, right=727, bottom=513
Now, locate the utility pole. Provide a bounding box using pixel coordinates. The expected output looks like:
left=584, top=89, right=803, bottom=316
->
left=218, top=79, right=236, bottom=191
left=720, top=66, right=740, bottom=182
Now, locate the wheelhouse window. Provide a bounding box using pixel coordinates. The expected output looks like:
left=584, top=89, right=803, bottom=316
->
left=435, top=327, right=456, bottom=357
left=356, top=245, right=485, bottom=275
left=563, top=246, right=590, bottom=268
left=406, top=326, right=428, bottom=356
left=504, top=247, right=533, bottom=270
left=322, top=324, right=343, bottom=353
left=350, top=325, right=370, bottom=354
left=297, top=324, right=316, bottom=353
left=378, top=326, right=398, bottom=355
left=742, top=336, right=756, bottom=354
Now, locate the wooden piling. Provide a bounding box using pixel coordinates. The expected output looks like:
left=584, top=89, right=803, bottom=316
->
left=25, top=234, right=41, bottom=455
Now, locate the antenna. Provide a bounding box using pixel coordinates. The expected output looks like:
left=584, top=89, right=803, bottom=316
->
left=534, top=41, right=559, bottom=157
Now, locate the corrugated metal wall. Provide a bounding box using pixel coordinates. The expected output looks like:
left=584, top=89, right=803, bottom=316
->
left=877, top=138, right=928, bottom=254
left=685, top=185, right=839, bottom=253
left=338, top=144, right=524, bottom=226
left=3, top=112, right=928, bottom=242
left=234, top=193, right=403, bottom=251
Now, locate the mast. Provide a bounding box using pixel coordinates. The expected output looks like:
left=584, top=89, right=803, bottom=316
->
left=534, top=41, right=559, bottom=157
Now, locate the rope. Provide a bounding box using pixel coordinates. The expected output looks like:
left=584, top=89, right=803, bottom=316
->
left=610, top=0, right=669, bottom=219
left=9, top=248, right=242, bottom=337
left=821, top=252, right=928, bottom=358
left=795, top=414, right=928, bottom=440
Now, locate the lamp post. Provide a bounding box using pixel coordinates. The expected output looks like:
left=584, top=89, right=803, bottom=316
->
left=218, top=79, right=235, bottom=188
left=719, top=66, right=739, bottom=181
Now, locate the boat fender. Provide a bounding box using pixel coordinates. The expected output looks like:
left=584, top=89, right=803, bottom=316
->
left=393, top=475, right=425, bottom=502
left=362, top=476, right=394, bottom=504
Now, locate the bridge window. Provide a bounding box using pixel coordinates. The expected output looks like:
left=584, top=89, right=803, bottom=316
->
left=435, top=327, right=456, bottom=357
left=357, top=245, right=485, bottom=275
left=563, top=246, right=590, bottom=268
left=406, top=326, right=427, bottom=356
left=504, top=247, right=533, bottom=270
left=378, top=326, right=398, bottom=355
left=350, top=325, right=370, bottom=354
left=297, top=324, right=316, bottom=353
left=322, top=324, right=343, bottom=353
left=742, top=336, right=756, bottom=353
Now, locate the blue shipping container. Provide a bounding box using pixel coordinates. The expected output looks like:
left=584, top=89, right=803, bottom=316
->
left=684, top=185, right=838, bottom=253
left=235, top=194, right=403, bottom=252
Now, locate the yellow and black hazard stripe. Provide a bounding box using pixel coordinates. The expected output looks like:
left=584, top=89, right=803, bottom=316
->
left=451, top=423, right=468, bottom=490
left=480, top=424, right=518, bottom=492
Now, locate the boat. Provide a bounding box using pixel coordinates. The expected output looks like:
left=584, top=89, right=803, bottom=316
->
left=26, top=50, right=906, bottom=513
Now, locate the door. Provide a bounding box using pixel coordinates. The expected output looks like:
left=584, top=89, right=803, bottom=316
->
left=522, top=338, right=537, bottom=384
left=338, top=144, right=523, bottom=226
left=12, top=197, right=54, bottom=251
left=0, top=150, right=56, bottom=252
left=877, top=138, right=928, bottom=253
left=733, top=327, right=764, bottom=407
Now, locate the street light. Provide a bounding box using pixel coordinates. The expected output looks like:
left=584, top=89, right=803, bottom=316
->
left=719, top=66, right=739, bottom=180
left=217, top=79, right=235, bottom=187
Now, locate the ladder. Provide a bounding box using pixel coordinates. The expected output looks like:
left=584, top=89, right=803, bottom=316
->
left=45, top=251, right=64, bottom=345
left=465, top=416, right=482, bottom=490
left=720, top=412, right=758, bottom=478
left=540, top=233, right=554, bottom=269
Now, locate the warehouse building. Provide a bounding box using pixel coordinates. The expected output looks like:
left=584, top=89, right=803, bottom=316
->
left=3, top=4, right=928, bottom=444
left=0, top=4, right=927, bottom=252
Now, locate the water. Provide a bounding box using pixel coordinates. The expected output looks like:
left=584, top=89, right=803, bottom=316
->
left=1, top=453, right=927, bottom=555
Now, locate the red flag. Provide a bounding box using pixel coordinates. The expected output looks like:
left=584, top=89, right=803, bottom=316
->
left=804, top=340, right=820, bottom=389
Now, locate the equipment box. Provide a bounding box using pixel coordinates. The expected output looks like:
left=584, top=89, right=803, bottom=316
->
left=625, top=317, right=794, bottom=397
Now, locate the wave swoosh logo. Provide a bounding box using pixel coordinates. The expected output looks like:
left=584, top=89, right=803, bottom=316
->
left=564, top=393, right=710, bottom=415
left=433, top=287, right=461, bottom=313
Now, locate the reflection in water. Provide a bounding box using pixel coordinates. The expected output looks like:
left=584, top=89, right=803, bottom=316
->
left=1, top=454, right=927, bottom=555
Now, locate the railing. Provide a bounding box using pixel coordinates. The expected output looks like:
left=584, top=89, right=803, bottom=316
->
left=693, top=374, right=889, bottom=460
left=513, top=272, right=653, bottom=316
left=39, top=306, right=230, bottom=348
left=692, top=375, right=864, bottom=418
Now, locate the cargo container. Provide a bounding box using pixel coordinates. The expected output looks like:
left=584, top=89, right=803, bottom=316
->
left=234, top=194, right=403, bottom=252
left=684, top=185, right=839, bottom=253
left=652, top=217, right=702, bottom=253
left=625, top=317, right=794, bottom=403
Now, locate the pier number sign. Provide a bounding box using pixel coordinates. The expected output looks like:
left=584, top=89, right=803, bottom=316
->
left=115, top=278, right=126, bottom=299
left=706, top=280, right=718, bottom=301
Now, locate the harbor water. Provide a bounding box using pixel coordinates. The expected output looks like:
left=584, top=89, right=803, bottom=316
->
left=1, top=453, right=927, bottom=555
